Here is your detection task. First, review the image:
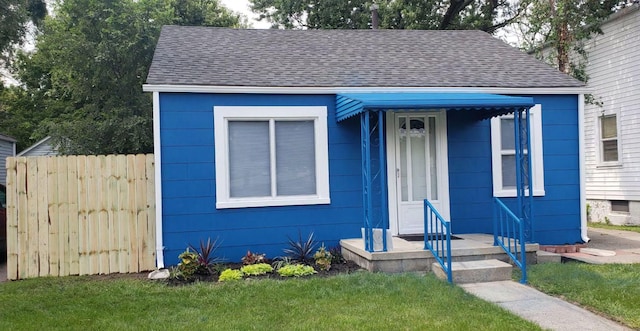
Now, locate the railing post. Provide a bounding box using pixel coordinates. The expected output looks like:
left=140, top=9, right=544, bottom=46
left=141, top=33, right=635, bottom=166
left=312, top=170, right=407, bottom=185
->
left=424, top=199, right=453, bottom=283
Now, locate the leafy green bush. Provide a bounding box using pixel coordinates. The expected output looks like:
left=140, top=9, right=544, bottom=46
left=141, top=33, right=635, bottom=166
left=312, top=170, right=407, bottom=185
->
left=241, top=263, right=273, bottom=276
left=177, top=249, right=200, bottom=278
left=277, top=264, right=317, bottom=277
left=218, top=269, right=243, bottom=282
left=314, top=244, right=332, bottom=271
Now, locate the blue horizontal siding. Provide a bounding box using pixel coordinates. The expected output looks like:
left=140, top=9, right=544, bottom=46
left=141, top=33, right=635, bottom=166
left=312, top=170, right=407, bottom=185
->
left=159, top=93, right=363, bottom=265
left=447, top=94, right=582, bottom=245
left=159, top=92, right=583, bottom=265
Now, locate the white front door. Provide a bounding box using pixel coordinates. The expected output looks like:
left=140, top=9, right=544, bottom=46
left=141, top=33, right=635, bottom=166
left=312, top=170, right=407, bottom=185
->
left=387, top=111, right=450, bottom=235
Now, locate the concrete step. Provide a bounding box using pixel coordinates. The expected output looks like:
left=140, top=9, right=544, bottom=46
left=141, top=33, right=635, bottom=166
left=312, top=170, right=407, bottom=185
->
left=432, top=259, right=513, bottom=283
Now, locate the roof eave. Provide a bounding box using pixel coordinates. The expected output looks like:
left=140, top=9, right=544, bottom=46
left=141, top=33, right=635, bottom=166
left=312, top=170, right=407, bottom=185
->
left=142, top=84, right=590, bottom=95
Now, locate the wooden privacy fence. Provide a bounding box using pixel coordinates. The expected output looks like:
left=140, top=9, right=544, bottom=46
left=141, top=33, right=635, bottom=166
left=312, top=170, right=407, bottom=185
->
left=5, top=154, right=156, bottom=280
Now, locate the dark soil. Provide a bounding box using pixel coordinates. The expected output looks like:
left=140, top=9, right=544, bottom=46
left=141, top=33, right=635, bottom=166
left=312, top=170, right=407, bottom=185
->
left=165, top=260, right=364, bottom=286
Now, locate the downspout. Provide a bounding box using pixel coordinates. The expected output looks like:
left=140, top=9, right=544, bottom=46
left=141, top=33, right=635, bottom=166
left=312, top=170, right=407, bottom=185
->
left=153, top=91, right=165, bottom=268
left=578, top=94, right=589, bottom=243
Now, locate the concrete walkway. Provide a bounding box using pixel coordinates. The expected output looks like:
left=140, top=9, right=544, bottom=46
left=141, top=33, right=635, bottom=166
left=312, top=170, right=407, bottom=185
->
left=562, top=228, right=640, bottom=264
left=460, top=227, right=640, bottom=331
left=461, top=281, right=631, bottom=331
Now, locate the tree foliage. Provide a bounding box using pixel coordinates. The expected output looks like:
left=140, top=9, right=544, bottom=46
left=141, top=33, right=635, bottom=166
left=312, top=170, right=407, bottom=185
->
left=517, top=0, right=625, bottom=80
left=0, top=0, right=242, bottom=154
left=249, top=0, right=526, bottom=32
left=0, top=0, right=47, bottom=70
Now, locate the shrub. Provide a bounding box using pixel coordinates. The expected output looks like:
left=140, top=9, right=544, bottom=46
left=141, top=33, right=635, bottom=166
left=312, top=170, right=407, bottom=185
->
left=168, top=266, right=187, bottom=280
left=314, top=244, right=332, bottom=271
left=241, top=263, right=274, bottom=276
left=283, top=231, right=317, bottom=262
left=177, top=249, right=200, bottom=278
left=329, top=245, right=346, bottom=264
left=241, top=250, right=266, bottom=265
left=277, top=264, right=317, bottom=277
left=218, top=269, right=243, bottom=282
left=188, top=238, right=221, bottom=274
left=271, top=256, right=293, bottom=270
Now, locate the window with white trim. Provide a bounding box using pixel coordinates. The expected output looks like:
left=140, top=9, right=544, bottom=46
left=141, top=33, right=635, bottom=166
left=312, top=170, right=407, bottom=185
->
left=214, top=106, right=330, bottom=209
left=491, top=104, right=545, bottom=197
left=599, top=114, right=619, bottom=163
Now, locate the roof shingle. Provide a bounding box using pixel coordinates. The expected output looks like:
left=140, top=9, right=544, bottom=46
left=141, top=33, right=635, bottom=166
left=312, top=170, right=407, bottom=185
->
left=146, top=26, right=584, bottom=88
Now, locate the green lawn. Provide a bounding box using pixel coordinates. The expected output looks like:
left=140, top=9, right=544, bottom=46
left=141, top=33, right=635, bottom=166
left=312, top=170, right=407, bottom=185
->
left=0, top=272, right=541, bottom=330
left=527, top=262, right=640, bottom=329
left=588, top=221, right=640, bottom=233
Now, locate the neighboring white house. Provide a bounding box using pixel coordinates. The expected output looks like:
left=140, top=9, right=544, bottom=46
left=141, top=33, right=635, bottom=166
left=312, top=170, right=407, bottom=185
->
left=584, top=3, right=640, bottom=225
left=16, top=136, right=58, bottom=157
left=0, top=134, right=17, bottom=184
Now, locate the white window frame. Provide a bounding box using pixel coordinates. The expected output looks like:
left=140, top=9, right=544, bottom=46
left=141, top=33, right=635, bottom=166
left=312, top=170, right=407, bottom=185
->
left=598, top=113, right=621, bottom=166
left=491, top=104, right=545, bottom=197
left=214, top=106, right=330, bottom=209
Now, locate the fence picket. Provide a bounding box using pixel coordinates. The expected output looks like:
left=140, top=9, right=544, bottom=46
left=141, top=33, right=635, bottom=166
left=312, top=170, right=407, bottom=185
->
left=6, top=158, right=18, bottom=280
left=47, top=157, right=59, bottom=276
left=16, top=158, right=28, bottom=280
left=77, top=156, right=90, bottom=275
left=57, top=156, right=70, bottom=276
left=117, top=155, right=130, bottom=273
left=145, top=154, right=156, bottom=270
left=97, top=155, right=109, bottom=274
left=67, top=156, right=80, bottom=275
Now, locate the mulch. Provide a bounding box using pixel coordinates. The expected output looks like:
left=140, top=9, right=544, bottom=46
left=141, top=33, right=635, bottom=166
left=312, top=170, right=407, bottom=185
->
left=86, top=260, right=364, bottom=285
left=166, top=260, right=364, bottom=286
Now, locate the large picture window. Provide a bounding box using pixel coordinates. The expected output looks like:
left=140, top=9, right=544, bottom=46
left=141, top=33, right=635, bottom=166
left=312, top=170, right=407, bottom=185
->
left=214, top=106, right=330, bottom=208
left=491, top=104, right=545, bottom=197
left=599, top=114, right=619, bottom=163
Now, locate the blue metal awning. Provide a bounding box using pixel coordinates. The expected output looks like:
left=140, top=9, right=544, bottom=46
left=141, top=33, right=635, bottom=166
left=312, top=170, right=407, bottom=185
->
left=336, top=93, right=535, bottom=121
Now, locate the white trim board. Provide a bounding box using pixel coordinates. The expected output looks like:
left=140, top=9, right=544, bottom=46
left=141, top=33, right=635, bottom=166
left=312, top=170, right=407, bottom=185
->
left=143, top=84, right=589, bottom=95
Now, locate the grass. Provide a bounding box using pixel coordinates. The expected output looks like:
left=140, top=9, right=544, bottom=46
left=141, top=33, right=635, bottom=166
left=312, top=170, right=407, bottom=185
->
left=588, top=221, right=640, bottom=233
left=526, top=262, right=640, bottom=329
left=0, top=272, right=541, bottom=330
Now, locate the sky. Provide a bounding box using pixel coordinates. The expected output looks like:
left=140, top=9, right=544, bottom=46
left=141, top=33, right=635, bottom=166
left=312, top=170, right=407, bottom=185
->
left=219, top=0, right=271, bottom=29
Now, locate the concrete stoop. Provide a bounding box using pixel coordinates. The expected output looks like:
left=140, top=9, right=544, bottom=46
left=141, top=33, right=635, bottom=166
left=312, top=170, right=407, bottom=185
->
left=433, top=259, right=513, bottom=283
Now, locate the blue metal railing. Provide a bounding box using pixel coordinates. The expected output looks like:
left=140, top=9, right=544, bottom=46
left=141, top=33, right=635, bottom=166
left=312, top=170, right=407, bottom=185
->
left=424, top=199, right=452, bottom=283
left=493, top=197, right=527, bottom=284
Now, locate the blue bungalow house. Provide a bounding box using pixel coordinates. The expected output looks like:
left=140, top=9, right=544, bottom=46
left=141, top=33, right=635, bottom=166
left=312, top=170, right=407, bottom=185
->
left=144, top=26, right=586, bottom=268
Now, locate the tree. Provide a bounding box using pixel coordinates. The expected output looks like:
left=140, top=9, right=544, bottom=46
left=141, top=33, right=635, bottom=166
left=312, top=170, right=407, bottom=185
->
left=249, top=0, right=526, bottom=32
left=0, top=0, right=47, bottom=70
left=515, top=0, right=625, bottom=81
left=1, top=0, right=242, bottom=154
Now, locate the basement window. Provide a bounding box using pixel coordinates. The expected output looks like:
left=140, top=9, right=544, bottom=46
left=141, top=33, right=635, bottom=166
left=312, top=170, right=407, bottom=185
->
left=611, top=200, right=629, bottom=213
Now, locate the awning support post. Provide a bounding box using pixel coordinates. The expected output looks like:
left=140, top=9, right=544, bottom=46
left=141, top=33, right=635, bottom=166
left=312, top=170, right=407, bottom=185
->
left=361, top=110, right=389, bottom=252
left=361, top=111, right=374, bottom=252
left=378, top=110, right=389, bottom=251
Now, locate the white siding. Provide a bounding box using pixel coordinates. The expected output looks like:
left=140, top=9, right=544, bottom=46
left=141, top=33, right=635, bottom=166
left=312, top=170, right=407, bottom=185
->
left=17, top=138, right=58, bottom=157
left=584, top=5, right=640, bottom=201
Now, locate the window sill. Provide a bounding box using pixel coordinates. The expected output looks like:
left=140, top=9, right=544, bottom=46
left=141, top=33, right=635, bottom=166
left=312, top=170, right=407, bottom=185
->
left=493, top=189, right=545, bottom=198
left=216, top=197, right=330, bottom=209
left=596, top=162, right=622, bottom=169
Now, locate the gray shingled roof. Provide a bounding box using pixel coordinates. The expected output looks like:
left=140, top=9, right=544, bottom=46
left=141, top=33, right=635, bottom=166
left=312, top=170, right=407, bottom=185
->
left=146, top=26, right=584, bottom=88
